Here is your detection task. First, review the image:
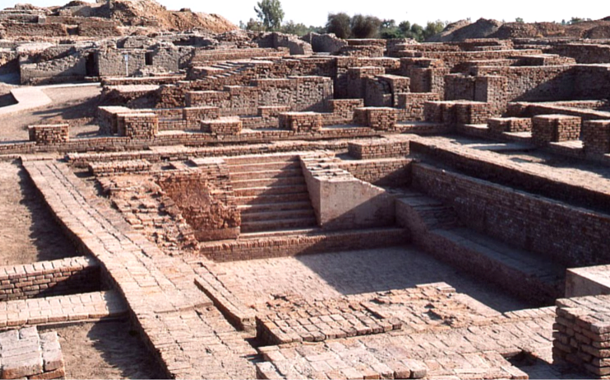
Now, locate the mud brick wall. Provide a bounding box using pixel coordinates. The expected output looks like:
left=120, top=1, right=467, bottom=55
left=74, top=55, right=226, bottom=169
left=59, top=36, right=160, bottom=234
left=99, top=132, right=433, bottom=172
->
left=474, top=65, right=575, bottom=103
left=338, top=45, right=384, bottom=57
left=200, top=117, right=242, bottom=135
left=158, top=165, right=239, bottom=242
left=554, top=295, right=610, bottom=378
left=488, top=117, right=532, bottom=136
left=347, top=66, right=386, bottom=99
left=423, top=101, right=490, bottom=125
left=507, top=102, right=610, bottom=121
left=118, top=113, right=158, bottom=139
left=3, top=21, right=67, bottom=37
left=550, top=44, right=610, bottom=64
left=89, top=159, right=152, bottom=176
left=354, top=107, right=398, bottom=131
left=96, top=49, right=147, bottom=77
left=583, top=120, right=610, bottom=156
left=278, top=112, right=322, bottom=132
left=339, top=158, right=412, bottom=187
left=327, top=99, right=364, bottom=123
left=20, top=55, right=87, bottom=85
left=28, top=124, right=69, bottom=145
left=77, top=21, right=120, bottom=37
left=348, top=138, right=409, bottom=159
left=396, top=92, right=441, bottom=121
left=444, top=74, right=476, bottom=101
left=183, top=106, right=219, bottom=128
left=412, top=163, right=610, bottom=267
left=0, top=256, right=100, bottom=301
left=532, top=115, right=581, bottom=145
left=573, top=65, right=610, bottom=101
left=185, top=90, right=231, bottom=108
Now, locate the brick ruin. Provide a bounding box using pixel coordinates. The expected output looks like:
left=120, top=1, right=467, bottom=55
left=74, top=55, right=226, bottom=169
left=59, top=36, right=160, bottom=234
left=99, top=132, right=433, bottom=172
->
left=3, top=5, right=610, bottom=379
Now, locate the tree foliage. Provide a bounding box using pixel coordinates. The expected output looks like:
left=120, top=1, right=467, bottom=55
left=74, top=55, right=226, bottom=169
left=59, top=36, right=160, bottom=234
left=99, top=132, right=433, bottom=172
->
left=350, top=14, right=382, bottom=38
left=326, top=12, right=352, bottom=38
left=254, top=0, right=285, bottom=31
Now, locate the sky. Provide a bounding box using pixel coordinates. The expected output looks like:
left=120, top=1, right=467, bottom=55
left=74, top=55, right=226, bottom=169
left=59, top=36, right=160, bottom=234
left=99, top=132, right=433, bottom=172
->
left=1, top=0, right=607, bottom=27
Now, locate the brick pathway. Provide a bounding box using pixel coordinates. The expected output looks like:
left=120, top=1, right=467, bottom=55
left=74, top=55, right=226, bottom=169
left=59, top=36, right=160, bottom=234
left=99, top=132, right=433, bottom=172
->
left=23, top=159, right=257, bottom=379
left=0, top=290, right=126, bottom=328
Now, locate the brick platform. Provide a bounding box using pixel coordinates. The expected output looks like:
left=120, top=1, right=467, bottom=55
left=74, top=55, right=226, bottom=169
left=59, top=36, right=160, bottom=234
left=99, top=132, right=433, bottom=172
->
left=0, top=327, right=65, bottom=379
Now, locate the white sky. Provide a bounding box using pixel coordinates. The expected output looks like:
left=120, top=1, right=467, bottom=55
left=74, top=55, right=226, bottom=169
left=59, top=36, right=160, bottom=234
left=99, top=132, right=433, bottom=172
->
left=1, top=0, right=607, bottom=27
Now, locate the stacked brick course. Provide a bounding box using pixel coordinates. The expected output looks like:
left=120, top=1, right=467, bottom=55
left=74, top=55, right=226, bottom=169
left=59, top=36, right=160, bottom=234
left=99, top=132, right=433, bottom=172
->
left=200, top=117, right=243, bottom=135
left=0, top=328, right=65, bottom=379
left=348, top=138, right=410, bottom=159
left=354, top=107, right=397, bottom=130
left=488, top=117, right=532, bottom=136
left=0, top=256, right=100, bottom=301
left=27, top=124, right=69, bottom=145
left=554, top=295, right=610, bottom=378
left=583, top=120, right=610, bottom=156
left=278, top=112, right=322, bottom=132
left=396, top=92, right=441, bottom=121
left=118, top=113, right=159, bottom=139
left=532, top=114, right=581, bottom=145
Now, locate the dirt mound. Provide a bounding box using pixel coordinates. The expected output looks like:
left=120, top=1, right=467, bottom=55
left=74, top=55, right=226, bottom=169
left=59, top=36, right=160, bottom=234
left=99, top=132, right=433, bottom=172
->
left=428, top=18, right=502, bottom=42
left=431, top=17, right=610, bottom=41
left=106, top=0, right=236, bottom=32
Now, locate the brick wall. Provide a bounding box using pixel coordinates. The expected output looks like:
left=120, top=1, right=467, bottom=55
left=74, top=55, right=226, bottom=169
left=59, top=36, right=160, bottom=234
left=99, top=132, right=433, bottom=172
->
left=278, top=112, right=322, bottom=132
left=531, top=115, right=581, bottom=145
left=157, top=164, right=240, bottom=242
left=411, top=163, right=610, bottom=267
left=339, top=158, right=412, bottom=187
left=347, top=138, right=410, bottom=159
left=583, top=120, right=610, bottom=156
left=28, top=124, right=69, bottom=145
left=0, top=256, right=100, bottom=301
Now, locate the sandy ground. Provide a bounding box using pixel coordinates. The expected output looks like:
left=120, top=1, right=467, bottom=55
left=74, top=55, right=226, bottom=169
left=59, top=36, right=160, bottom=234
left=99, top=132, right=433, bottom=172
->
left=0, top=85, right=102, bottom=142
left=0, top=160, right=80, bottom=266
left=45, top=319, right=165, bottom=379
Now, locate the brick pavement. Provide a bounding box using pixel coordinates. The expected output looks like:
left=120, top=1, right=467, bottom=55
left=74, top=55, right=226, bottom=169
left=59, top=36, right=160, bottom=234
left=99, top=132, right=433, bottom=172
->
left=23, top=158, right=257, bottom=379
left=0, top=290, right=126, bottom=328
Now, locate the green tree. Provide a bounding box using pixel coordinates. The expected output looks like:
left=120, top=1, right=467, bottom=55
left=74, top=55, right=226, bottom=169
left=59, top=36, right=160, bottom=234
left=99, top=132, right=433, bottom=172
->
left=254, top=0, right=285, bottom=31
left=350, top=14, right=381, bottom=38
left=423, top=20, right=445, bottom=40
left=515, top=17, right=524, bottom=23
left=326, top=12, right=352, bottom=38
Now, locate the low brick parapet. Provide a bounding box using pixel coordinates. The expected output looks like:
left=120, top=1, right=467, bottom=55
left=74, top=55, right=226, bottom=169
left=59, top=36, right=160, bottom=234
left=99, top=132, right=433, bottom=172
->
left=488, top=117, right=532, bottom=135
left=532, top=115, right=581, bottom=146
left=0, top=256, right=100, bottom=301
left=354, top=107, right=398, bottom=131
left=583, top=120, right=610, bottom=156
left=554, top=294, right=610, bottom=378
left=348, top=138, right=410, bottom=159
left=200, top=116, right=243, bottom=135
left=278, top=112, right=322, bottom=132
left=118, top=113, right=159, bottom=139
left=27, top=124, right=69, bottom=145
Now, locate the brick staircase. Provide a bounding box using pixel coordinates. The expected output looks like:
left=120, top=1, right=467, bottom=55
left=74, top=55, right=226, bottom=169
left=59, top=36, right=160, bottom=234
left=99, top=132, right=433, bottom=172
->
left=398, top=189, right=565, bottom=305
left=225, top=154, right=317, bottom=233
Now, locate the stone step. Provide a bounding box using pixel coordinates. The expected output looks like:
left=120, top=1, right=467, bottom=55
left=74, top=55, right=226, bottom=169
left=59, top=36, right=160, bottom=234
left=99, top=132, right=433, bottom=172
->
left=238, top=200, right=313, bottom=214
left=231, top=176, right=306, bottom=189
left=233, top=184, right=308, bottom=197
left=226, top=161, right=301, bottom=172
left=199, top=227, right=408, bottom=261
left=241, top=216, right=317, bottom=233
left=241, top=208, right=316, bottom=223
left=235, top=192, right=311, bottom=205
left=431, top=227, right=565, bottom=305
left=229, top=168, right=302, bottom=181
